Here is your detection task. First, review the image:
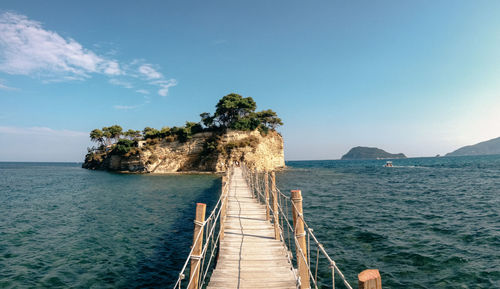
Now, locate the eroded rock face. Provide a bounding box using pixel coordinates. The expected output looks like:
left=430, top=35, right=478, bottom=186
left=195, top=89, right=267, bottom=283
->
left=213, top=130, right=284, bottom=172
left=83, top=130, right=285, bottom=173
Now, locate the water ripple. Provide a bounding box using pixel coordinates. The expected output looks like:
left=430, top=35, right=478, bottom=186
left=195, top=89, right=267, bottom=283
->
left=277, top=155, right=500, bottom=288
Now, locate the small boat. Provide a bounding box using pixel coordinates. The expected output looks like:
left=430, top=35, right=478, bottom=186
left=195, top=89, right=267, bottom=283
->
left=384, top=161, right=393, bottom=167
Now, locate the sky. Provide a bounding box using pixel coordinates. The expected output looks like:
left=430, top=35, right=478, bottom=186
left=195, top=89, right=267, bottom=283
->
left=0, top=1, right=499, bottom=161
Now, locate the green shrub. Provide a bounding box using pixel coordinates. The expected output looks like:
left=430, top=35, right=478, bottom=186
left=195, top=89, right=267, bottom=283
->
left=143, top=127, right=161, bottom=139
left=113, top=139, right=136, bottom=155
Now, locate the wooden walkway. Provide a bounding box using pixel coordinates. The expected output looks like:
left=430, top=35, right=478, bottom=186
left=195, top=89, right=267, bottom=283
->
left=207, top=167, right=296, bottom=289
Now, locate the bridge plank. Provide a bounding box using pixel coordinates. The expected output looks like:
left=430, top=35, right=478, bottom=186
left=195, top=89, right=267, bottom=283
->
left=206, top=167, right=297, bottom=288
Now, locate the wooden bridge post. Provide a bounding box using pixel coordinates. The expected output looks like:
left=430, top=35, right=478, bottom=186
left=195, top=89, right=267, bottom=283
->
left=291, top=190, right=310, bottom=289
left=358, top=269, right=382, bottom=289
left=189, top=203, right=206, bottom=289
left=264, top=171, right=270, bottom=220
left=271, top=172, right=280, bottom=240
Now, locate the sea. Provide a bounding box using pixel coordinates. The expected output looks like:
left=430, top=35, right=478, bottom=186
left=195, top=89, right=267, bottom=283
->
left=0, top=155, right=499, bottom=288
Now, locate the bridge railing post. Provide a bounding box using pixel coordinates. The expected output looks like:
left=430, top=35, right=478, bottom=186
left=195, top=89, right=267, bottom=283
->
left=188, top=203, right=206, bottom=289
left=264, top=171, right=270, bottom=221
left=291, top=190, right=310, bottom=289
left=358, top=269, right=382, bottom=289
left=271, top=172, right=280, bottom=240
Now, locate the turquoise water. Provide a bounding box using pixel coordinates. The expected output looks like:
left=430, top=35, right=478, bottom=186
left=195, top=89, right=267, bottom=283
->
left=0, top=163, right=220, bottom=288
left=1, top=156, right=499, bottom=288
left=279, top=155, right=500, bottom=288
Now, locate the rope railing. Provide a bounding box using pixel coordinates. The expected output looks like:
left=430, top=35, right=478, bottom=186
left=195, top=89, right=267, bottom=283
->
left=241, top=164, right=355, bottom=289
left=174, top=164, right=382, bottom=289
left=172, top=169, right=232, bottom=289
left=247, top=168, right=300, bottom=286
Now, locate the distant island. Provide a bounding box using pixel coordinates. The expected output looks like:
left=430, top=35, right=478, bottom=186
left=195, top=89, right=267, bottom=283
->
left=446, top=136, right=500, bottom=157
left=83, top=93, right=285, bottom=173
left=341, top=146, right=407, bottom=160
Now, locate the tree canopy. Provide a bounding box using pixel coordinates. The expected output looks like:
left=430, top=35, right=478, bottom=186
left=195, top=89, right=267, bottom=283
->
left=200, top=93, right=282, bottom=132
left=124, top=129, right=141, bottom=140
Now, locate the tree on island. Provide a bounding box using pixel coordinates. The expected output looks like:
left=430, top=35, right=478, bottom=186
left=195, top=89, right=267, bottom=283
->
left=200, top=93, right=282, bottom=132
left=124, top=129, right=142, bottom=141
left=214, top=93, right=257, bottom=128
left=90, top=128, right=105, bottom=146
left=255, top=109, right=282, bottom=130
left=142, top=127, right=160, bottom=139
left=104, top=125, right=123, bottom=144
left=90, top=126, right=126, bottom=147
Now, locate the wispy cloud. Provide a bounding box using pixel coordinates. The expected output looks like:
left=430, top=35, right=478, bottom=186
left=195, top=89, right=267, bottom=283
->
left=109, top=78, right=133, bottom=89
left=138, top=64, right=162, bottom=79
left=136, top=89, right=149, bottom=94
left=0, top=12, right=121, bottom=78
left=0, top=12, right=177, bottom=97
left=113, top=104, right=141, bottom=110
left=0, top=126, right=87, bottom=137
left=0, top=79, right=16, bottom=90
left=153, top=79, right=178, bottom=97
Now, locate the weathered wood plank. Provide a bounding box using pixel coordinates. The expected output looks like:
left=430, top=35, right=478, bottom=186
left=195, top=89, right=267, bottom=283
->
left=207, top=167, right=297, bottom=288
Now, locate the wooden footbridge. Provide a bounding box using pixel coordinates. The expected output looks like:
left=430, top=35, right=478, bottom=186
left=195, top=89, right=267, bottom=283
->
left=173, top=165, right=382, bottom=289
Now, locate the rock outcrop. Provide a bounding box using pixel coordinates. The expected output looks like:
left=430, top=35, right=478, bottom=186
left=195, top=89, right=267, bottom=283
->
left=446, top=136, right=500, bottom=157
left=341, top=146, right=406, bottom=160
left=83, top=130, right=284, bottom=173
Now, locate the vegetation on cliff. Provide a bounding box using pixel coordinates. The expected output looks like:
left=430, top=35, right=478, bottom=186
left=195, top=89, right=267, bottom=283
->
left=200, top=93, right=282, bottom=133
left=341, top=146, right=407, bottom=160
left=84, top=93, right=283, bottom=169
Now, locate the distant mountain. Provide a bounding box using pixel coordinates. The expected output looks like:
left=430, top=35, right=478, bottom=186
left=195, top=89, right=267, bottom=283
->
left=341, top=146, right=407, bottom=160
left=446, top=137, right=500, bottom=157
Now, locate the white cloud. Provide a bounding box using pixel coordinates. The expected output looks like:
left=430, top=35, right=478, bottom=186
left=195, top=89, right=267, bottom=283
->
left=103, top=61, right=121, bottom=75
left=0, top=126, right=87, bottom=137
left=109, top=78, right=133, bottom=89
left=0, top=79, right=16, bottom=90
left=154, top=79, right=178, bottom=97
left=0, top=12, right=177, bottom=99
left=138, top=64, right=162, bottom=79
left=113, top=104, right=140, bottom=110
left=0, top=12, right=122, bottom=78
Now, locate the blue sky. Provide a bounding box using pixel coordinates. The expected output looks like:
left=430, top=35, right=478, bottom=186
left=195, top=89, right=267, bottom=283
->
left=1, top=1, right=499, bottom=161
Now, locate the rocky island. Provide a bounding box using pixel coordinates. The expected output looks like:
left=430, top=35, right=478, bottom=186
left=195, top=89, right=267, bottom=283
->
left=341, top=146, right=406, bottom=160
left=83, top=94, right=285, bottom=173
left=446, top=136, right=500, bottom=157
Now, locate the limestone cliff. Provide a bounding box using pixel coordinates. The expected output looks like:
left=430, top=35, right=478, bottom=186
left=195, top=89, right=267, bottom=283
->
left=83, top=130, right=284, bottom=173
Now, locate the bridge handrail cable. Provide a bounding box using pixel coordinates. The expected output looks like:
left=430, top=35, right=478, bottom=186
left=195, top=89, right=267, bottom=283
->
left=172, top=168, right=232, bottom=289
left=174, top=164, right=355, bottom=289
left=242, top=164, right=354, bottom=289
